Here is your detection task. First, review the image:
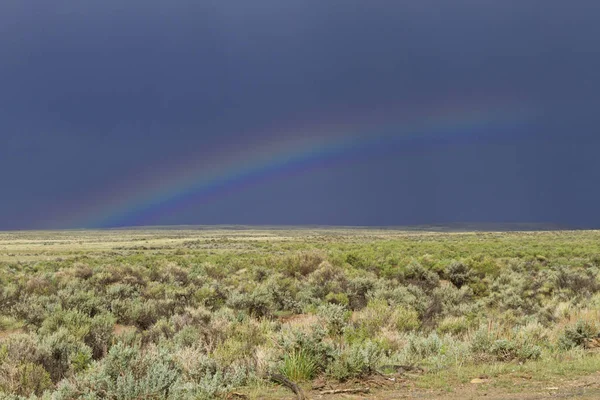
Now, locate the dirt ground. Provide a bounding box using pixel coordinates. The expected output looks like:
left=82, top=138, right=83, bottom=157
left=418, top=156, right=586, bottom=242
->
left=246, top=371, right=600, bottom=400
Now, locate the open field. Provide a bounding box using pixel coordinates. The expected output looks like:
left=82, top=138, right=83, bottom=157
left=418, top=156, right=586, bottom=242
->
left=2, top=228, right=600, bottom=399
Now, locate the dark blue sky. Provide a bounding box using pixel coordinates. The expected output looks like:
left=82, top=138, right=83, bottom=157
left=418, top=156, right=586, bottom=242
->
left=1, top=1, right=599, bottom=229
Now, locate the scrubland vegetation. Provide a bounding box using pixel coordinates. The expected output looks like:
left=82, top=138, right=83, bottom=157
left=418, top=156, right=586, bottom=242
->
left=1, top=229, right=600, bottom=399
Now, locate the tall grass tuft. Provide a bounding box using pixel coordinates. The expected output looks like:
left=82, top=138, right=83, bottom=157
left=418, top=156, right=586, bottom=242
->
left=279, top=349, right=317, bottom=382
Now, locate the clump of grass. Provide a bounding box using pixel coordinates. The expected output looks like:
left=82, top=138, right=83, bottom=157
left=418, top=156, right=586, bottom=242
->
left=279, top=349, right=317, bottom=382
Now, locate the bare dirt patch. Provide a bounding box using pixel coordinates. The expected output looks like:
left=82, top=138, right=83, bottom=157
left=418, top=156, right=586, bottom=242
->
left=0, top=328, right=24, bottom=340
left=113, top=324, right=137, bottom=336
left=249, top=371, right=600, bottom=400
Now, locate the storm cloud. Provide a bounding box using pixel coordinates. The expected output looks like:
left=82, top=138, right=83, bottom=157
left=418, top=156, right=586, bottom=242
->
left=1, top=1, right=599, bottom=229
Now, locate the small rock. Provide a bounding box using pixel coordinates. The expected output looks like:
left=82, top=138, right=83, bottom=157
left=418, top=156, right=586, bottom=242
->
left=312, top=378, right=326, bottom=390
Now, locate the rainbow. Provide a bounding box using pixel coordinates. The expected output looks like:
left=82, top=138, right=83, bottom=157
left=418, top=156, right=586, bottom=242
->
left=62, top=97, right=536, bottom=228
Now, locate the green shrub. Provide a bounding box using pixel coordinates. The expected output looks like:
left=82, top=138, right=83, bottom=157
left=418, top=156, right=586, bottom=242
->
left=0, top=334, right=50, bottom=396
left=430, top=284, right=477, bottom=320
left=173, top=326, right=202, bottom=348
left=38, top=308, right=115, bottom=359
left=346, top=275, right=378, bottom=310
left=402, top=261, right=439, bottom=290
left=325, top=292, right=349, bottom=306
left=281, top=251, right=325, bottom=277
left=57, top=287, right=105, bottom=317
left=261, top=274, right=302, bottom=313
left=38, top=308, right=91, bottom=339
left=12, top=294, right=56, bottom=327
left=470, top=327, right=541, bottom=362
left=0, top=283, right=21, bottom=311
left=55, top=343, right=181, bottom=400
left=469, top=326, right=494, bottom=356
left=171, top=306, right=211, bottom=331
left=489, top=339, right=541, bottom=362
left=550, top=266, right=599, bottom=297
left=194, top=284, right=228, bottom=309
left=0, top=333, right=47, bottom=365
left=558, top=320, right=599, bottom=350
left=515, top=321, right=549, bottom=346
left=487, top=270, right=542, bottom=315
left=87, top=313, right=116, bottom=358
left=436, top=316, right=467, bottom=335
left=0, top=361, right=52, bottom=397
left=144, top=318, right=175, bottom=345
left=16, top=362, right=53, bottom=396
left=24, top=276, right=54, bottom=296
left=317, top=303, right=350, bottom=336
left=403, top=333, right=444, bottom=362
left=306, top=262, right=349, bottom=300
left=327, top=340, right=383, bottom=381
left=352, top=299, right=392, bottom=337
left=71, top=263, right=94, bottom=280
left=444, top=262, right=474, bottom=289
left=278, top=326, right=334, bottom=373
left=123, top=300, right=160, bottom=330
left=393, top=306, right=420, bottom=332
left=40, top=329, right=92, bottom=382
left=106, top=283, right=138, bottom=302
left=227, top=287, right=273, bottom=318
left=371, top=284, right=429, bottom=316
